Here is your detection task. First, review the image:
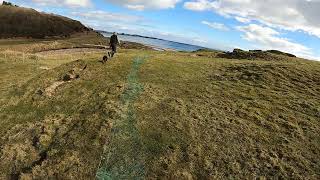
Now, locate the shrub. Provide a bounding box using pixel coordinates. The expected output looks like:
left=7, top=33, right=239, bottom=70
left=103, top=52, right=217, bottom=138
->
left=2, top=1, right=17, bottom=6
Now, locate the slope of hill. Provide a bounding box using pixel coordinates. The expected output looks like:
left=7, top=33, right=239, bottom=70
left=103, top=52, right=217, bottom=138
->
left=0, top=5, right=90, bottom=38
left=0, top=34, right=319, bottom=179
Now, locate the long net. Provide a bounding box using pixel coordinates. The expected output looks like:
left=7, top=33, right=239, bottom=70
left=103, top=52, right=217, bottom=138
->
left=96, top=56, right=147, bottom=180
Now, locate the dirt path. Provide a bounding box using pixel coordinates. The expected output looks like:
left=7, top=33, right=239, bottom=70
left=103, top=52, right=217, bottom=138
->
left=44, top=81, right=65, bottom=97
left=35, top=48, right=107, bottom=56
left=96, top=55, right=148, bottom=179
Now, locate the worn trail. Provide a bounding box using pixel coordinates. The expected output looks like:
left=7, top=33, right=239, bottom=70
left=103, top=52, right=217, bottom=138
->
left=96, top=56, right=147, bottom=180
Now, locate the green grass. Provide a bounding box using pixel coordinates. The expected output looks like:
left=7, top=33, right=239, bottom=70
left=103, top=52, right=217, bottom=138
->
left=135, top=53, right=320, bottom=179
left=0, top=38, right=319, bottom=179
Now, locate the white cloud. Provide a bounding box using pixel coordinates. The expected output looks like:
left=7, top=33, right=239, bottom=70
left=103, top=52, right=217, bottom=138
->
left=71, top=11, right=144, bottom=23
left=32, top=0, right=91, bottom=7
left=125, top=5, right=145, bottom=11
left=237, top=24, right=314, bottom=59
left=184, top=0, right=212, bottom=11
left=70, top=10, right=212, bottom=49
left=235, top=16, right=250, bottom=23
left=184, top=0, right=320, bottom=38
left=202, top=21, right=229, bottom=31
left=105, top=0, right=181, bottom=10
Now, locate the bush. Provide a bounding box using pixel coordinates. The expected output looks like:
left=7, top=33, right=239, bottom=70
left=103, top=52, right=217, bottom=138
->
left=2, top=1, right=17, bottom=6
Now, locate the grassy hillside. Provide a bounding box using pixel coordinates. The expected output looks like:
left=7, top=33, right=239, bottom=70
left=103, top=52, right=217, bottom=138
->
left=0, top=36, right=319, bottom=179
left=0, top=5, right=90, bottom=38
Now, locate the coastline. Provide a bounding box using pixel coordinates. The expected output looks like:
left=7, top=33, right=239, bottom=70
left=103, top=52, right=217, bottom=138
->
left=100, top=31, right=204, bottom=52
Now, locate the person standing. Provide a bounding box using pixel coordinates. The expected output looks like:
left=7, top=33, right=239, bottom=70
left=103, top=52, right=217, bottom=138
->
left=109, top=32, right=120, bottom=57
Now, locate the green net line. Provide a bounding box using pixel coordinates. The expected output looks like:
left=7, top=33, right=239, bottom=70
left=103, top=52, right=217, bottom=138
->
left=96, top=55, right=148, bottom=180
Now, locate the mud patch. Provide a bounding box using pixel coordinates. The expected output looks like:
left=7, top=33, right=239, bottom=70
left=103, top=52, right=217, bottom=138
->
left=35, top=48, right=106, bottom=56
left=45, top=81, right=65, bottom=97
left=39, top=66, right=50, bottom=70
left=44, top=62, right=87, bottom=97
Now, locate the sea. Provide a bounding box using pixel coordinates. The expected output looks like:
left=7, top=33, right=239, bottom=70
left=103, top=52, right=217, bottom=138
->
left=102, top=32, right=205, bottom=52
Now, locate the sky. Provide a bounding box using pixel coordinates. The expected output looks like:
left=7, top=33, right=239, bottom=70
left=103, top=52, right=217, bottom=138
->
left=5, top=0, right=320, bottom=60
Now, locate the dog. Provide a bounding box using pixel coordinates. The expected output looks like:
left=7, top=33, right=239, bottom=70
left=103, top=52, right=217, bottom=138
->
left=102, top=51, right=113, bottom=63
left=102, top=55, right=108, bottom=63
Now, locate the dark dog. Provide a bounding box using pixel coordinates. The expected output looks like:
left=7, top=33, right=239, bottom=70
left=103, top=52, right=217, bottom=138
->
left=102, top=52, right=113, bottom=63
left=103, top=55, right=109, bottom=63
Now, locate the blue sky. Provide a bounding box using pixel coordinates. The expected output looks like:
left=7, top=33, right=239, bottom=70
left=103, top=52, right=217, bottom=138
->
left=7, top=0, right=320, bottom=60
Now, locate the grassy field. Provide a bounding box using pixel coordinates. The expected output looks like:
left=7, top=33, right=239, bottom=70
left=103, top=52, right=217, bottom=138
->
left=0, top=35, right=319, bottom=179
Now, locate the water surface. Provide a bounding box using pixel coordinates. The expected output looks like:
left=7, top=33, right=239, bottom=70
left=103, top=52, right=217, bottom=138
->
left=102, top=33, right=204, bottom=52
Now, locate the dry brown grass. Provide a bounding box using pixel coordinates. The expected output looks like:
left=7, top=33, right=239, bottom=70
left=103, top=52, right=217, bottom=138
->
left=0, top=54, right=131, bottom=179
left=0, top=114, right=111, bottom=180
left=0, top=5, right=89, bottom=38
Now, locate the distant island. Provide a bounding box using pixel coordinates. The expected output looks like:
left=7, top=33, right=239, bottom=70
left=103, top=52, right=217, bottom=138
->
left=97, top=30, right=169, bottom=41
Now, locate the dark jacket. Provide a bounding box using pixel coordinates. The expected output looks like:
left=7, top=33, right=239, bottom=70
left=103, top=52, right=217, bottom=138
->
left=110, top=35, right=119, bottom=45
